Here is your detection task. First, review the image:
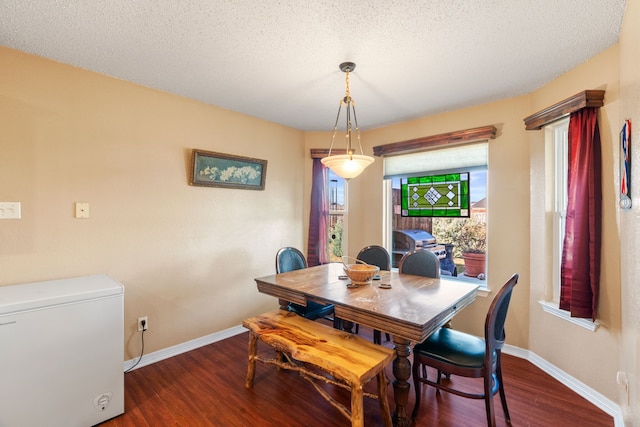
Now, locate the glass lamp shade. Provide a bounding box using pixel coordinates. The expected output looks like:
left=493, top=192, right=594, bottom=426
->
left=321, top=154, right=375, bottom=180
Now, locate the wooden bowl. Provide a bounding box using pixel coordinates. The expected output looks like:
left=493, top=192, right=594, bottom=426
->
left=342, top=257, right=380, bottom=286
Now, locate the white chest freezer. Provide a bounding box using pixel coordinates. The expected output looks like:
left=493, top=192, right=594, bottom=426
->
left=0, top=275, right=124, bottom=427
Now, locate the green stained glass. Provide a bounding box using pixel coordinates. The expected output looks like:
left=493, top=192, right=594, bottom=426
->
left=400, top=172, right=470, bottom=218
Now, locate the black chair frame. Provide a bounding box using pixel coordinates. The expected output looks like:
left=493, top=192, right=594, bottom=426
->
left=412, top=273, right=519, bottom=427
left=275, top=247, right=336, bottom=324
left=356, top=245, right=391, bottom=344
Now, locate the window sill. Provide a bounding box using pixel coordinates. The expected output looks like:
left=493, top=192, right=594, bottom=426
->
left=442, top=274, right=490, bottom=297
left=538, top=301, right=600, bottom=331
left=477, top=287, right=490, bottom=298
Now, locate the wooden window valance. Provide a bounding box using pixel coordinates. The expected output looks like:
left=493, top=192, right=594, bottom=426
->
left=310, top=148, right=347, bottom=159
left=523, top=90, right=605, bottom=130
left=372, top=125, right=497, bottom=157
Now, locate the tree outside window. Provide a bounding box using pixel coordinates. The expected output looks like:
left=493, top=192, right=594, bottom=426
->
left=328, top=170, right=346, bottom=262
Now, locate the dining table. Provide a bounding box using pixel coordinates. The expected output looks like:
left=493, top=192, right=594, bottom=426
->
left=253, top=262, right=479, bottom=427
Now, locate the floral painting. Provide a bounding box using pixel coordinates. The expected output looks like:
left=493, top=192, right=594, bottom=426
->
left=190, top=149, right=267, bottom=190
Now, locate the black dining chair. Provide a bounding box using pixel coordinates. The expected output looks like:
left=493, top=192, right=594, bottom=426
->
left=399, top=249, right=451, bottom=370
left=411, top=273, right=519, bottom=427
left=275, top=247, right=335, bottom=322
left=398, top=249, right=441, bottom=278
left=356, top=245, right=391, bottom=344
left=357, top=245, right=391, bottom=271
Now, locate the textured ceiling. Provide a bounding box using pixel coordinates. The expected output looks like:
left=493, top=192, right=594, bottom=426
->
left=0, top=0, right=627, bottom=131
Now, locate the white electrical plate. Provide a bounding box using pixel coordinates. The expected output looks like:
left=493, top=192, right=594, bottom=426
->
left=75, top=202, right=90, bottom=218
left=0, top=202, right=21, bottom=219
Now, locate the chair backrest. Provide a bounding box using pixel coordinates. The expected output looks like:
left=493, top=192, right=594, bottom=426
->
left=356, top=245, right=391, bottom=271
left=398, top=250, right=440, bottom=278
left=484, top=273, right=519, bottom=356
left=275, top=247, right=308, bottom=273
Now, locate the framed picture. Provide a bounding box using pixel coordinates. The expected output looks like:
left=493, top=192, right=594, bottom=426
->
left=190, top=149, right=267, bottom=190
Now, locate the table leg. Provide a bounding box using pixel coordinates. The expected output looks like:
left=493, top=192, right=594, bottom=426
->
left=391, top=336, right=412, bottom=427
left=341, top=320, right=354, bottom=333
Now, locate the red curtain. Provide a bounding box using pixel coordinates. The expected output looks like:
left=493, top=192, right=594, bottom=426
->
left=307, top=158, right=329, bottom=266
left=559, top=108, right=602, bottom=321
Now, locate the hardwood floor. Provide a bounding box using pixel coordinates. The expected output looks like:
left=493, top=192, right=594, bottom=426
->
left=100, top=326, right=613, bottom=427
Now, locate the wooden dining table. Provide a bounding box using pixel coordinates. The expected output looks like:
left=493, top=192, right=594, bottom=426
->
left=254, top=262, right=479, bottom=427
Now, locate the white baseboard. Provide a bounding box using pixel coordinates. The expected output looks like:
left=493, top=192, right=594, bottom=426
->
left=503, top=344, right=625, bottom=427
left=124, top=328, right=625, bottom=427
left=124, top=324, right=246, bottom=371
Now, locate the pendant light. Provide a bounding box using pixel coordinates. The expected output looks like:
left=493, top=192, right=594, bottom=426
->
left=321, top=62, right=374, bottom=180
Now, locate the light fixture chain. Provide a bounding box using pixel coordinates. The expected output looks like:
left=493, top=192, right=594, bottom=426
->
left=345, top=68, right=351, bottom=100
left=351, top=104, right=365, bottom=156
left=327, top=100, right=343, bottom=156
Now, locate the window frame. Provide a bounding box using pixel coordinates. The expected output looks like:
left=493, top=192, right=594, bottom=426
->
left=327, top=170, right=348, bottom=262
left=384, top=160, right=489, bottom=289
left=550, top=119, right=569, bottom=303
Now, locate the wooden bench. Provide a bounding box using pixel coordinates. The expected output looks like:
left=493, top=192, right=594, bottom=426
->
left=242, top=309, right=394, bottom=427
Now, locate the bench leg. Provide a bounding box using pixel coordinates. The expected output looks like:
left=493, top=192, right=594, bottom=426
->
left=350, top=385, right=364, bottom=427
left=377, top=370, right=393, bottom=427
left=245, top=331, right=258, bottom=388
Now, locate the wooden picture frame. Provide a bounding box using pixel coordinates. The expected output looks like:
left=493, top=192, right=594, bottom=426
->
left=190, top=149, right=267, bottom=190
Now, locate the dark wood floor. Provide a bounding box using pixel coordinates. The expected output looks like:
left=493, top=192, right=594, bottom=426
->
left=100, top=325, right=613, bottom=427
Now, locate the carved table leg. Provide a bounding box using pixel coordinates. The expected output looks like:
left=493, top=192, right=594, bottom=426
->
left=277, top=298, right=290, bottom=310
left=341, top=320, right=355, bottom=333
left=391, top=336, right=412, bottom=427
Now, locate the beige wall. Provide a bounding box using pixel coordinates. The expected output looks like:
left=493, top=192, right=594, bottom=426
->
left=0, top=47, right=302, bottom=358
left=618, top=0, right=640, bottom=423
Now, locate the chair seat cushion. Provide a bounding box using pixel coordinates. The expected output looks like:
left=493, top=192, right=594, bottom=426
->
left=414, top=328, right=490, bottom=369
left=288, top=301, right=334, bottom=320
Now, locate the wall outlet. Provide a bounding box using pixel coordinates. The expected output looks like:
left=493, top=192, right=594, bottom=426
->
left=137, top=316, right=148, bottom=332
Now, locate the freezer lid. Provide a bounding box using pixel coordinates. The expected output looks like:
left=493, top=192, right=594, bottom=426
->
left=0, top=275, right=124, bottom=315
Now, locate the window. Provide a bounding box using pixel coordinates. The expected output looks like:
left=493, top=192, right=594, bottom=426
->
left=327, top=169, right=347, bottom=262
left=385, top=143, right=488, bottom=284
left=550, top=118, right=569, bottom=303
left=540, top=117, right=599, bottom=330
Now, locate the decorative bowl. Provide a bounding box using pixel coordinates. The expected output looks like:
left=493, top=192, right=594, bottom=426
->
left=342, top=256, right=380, bottom=286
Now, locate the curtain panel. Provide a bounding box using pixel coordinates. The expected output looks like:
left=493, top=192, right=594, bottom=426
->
left=307, top=158, right=329, bottom=266
left=559, top=107, right=602, bottom=320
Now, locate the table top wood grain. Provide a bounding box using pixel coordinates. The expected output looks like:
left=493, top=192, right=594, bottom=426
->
left=255, top=263, right=478, bottom=343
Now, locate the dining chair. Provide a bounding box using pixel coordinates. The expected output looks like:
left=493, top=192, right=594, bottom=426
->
left=411, top=273, right=519, bottom=427
left=357, top=245, right=391, bottom=271
left=399, top=249, right=451, bottom=374
left=356, top=245, right=391, bottom=344
left=398, top=249, right=440, bottom=278
left=275, top=247, right=336, bottom=322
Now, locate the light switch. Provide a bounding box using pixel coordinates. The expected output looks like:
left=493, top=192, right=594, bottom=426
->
left=75, top=202, right=90, bottom=219
left=0, top=202, right=21, bottom=219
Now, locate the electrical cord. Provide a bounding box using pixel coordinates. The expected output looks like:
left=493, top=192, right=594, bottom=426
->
left=125, top=323, right=146, bottom=373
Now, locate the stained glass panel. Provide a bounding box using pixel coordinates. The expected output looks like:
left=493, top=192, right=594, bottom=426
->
left=401, top=172, right=470, bottom=217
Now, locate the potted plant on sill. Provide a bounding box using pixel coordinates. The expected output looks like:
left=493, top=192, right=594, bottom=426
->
left=458, top=220, right=486, bottom=278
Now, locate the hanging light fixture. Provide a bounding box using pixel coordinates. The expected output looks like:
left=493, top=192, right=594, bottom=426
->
left=321, top=62, right=374, bottom=180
